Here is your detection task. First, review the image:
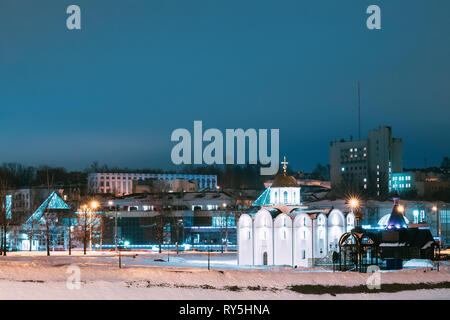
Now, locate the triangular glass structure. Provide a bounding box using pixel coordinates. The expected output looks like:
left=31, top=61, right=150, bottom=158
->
left=252, top=187, right=271, bottom=207
left=378, top=204, right=409, bottom=230
left=26, top=192, right=71, bottom=224
left=378, top=211, right=410, bottom=228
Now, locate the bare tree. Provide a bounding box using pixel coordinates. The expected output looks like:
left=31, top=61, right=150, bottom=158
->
left=0, top=179, right=9, bottom=256
left=73, top=195, right=101, bottom=255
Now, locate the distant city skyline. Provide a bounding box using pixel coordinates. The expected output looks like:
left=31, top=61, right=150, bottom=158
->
left=1, top=1, right=449, bottom=172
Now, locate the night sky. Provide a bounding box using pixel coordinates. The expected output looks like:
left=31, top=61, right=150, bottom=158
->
left=0, top=0, right=449, bottom=172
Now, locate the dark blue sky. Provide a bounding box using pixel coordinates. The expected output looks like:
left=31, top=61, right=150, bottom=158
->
left=0, top=0, right=449, bottom=172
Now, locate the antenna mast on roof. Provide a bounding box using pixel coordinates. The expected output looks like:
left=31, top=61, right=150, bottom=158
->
left=358, top=81, right=361, bottom=140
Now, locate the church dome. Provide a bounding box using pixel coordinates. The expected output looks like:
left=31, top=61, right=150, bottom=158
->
left=272, top=173, right=298, bottom=188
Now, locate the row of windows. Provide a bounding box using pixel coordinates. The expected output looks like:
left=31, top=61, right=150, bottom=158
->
left=393, top=176, right=411, bottom=181
left=392, top=183, right=411, bottom=189
left=342, top=166, right=367, bottom=171
left=273, top=191, right=295, bottom=204
left=94, top=174, right=216, bottom=180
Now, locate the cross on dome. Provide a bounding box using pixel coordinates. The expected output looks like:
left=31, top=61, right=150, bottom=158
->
left=281, top=156, right=288, bottom=174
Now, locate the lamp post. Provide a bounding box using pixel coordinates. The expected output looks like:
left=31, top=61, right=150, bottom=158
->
left=108, top=200, right=118, bottom=252
left=68, top=212, right=72, bottom=256
left=432, top=205, right=441, bottom=246
left=348, top=197, right=361, bottom=231
left=223, top=203, right=229, bottom=253
left=81, top=204, right=88, bottom=255
left=207, top=240, right=212, bottom=271
left=167, top=241, right=170, bottom=262
left=89, top=200, right=99, bottom=251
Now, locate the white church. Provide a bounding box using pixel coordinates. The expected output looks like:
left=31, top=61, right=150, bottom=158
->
left=237, top=158, right=355, bottom=267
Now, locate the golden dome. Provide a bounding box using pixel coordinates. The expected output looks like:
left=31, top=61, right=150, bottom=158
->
left=272, top=173, right=298, bottom=188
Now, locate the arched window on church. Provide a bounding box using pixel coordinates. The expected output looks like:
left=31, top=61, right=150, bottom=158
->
left=318, top=216, right=324, bottom=226
left=283, top=191, right=288, bottom=203
left=274, top=192, right=277, bottom=203
left=303, top=217, right=306, bottom=226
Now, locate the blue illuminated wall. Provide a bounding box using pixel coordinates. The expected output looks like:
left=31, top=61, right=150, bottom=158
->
left=390, top=172, right=415, bottom=193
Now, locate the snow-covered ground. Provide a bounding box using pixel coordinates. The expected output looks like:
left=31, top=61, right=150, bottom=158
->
left=0, top=251, right=449, bottom=300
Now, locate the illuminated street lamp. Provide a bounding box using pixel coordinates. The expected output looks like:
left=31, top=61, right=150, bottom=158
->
left=108, top=200, right=118, bottom=252
left=90, top=200, right=99, bottom=210
left=349, top=198, right=360, bottom=211
left=81, top=204, right=88, bottom=255
left=88, top=201, right=99, bottom=251
left=397, top=205, right=405, bottom=214
left=432, top=205, right=441, bottom=247
left=347, top=197, right=362, bottom=230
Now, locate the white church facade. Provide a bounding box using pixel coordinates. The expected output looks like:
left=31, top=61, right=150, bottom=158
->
left=238, top=158, right=355, bottom=267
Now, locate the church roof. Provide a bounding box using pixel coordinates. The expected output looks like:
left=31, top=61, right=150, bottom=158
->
left=272, top=173, right=298, bottom=188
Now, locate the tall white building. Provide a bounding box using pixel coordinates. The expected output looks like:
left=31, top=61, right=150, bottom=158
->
left=330, top=126, right=403, bottom=195
left=88, top=172, right=217, bottom=195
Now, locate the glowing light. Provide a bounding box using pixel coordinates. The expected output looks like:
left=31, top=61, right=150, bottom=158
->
left=90, top=200, right=100, bottom=210
left=397, top=205, right=405, bottom=213
left=348, top=197, right=360, bottom=210
left=432, top=206, right=437, bottom=212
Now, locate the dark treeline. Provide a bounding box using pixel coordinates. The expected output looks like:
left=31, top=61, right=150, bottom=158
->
left=0, top=160, right=330, bottom=192
left=0, top=162, right=271, bottom=191
left=0, top=163, right=87, bottom=189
